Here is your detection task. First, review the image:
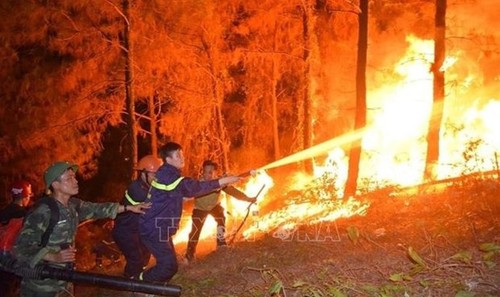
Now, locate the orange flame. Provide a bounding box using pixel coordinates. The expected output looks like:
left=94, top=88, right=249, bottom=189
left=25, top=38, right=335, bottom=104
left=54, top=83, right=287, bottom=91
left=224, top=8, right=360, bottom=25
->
left=235, top=35, right=499, bottom=242
left=175, top=35, right=499, bottom=248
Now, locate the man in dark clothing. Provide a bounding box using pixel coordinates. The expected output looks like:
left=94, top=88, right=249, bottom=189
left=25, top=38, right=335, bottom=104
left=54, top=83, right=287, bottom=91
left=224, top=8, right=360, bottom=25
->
left=0, top=181, right=33, bottom=297
left=185, top=160, right=255, bottom=262
left=113, top=154, right=162, bottom=277
left=138, top=142, right=243, bottom=282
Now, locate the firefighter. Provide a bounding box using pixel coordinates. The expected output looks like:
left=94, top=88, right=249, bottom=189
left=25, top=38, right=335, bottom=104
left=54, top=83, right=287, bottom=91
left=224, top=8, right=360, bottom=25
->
left=112, top=155, right=162, bottom=278
left=185, top=160, right=256, bottom=262
left=13, top=161, right=150, bottom=297
left=0, top=181, right=33, bottom=297
left=137, top=142, right=243, bottom=282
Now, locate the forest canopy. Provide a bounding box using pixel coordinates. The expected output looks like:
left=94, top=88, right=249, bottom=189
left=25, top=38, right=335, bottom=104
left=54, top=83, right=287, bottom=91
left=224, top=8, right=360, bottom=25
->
left=1, top=0, right=498, bottom=204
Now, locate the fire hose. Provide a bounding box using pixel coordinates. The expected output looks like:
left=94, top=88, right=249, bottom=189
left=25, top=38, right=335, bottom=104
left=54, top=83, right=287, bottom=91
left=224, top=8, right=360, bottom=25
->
left=0, top=253, right=181, bottom=296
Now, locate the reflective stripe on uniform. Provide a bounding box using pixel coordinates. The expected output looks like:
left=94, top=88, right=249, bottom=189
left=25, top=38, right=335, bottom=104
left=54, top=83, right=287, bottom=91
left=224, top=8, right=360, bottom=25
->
left=151, top=177, right=184, bottom=191
left=124, top=190, right=140, bottom=205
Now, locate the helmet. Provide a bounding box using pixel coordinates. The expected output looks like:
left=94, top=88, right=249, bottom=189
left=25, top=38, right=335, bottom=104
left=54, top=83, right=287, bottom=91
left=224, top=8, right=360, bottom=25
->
left=44, top=161, right=78, bottom=190
left=137, top=155, right=163, bottom=173
left=11, top=180, right=33, bottom=199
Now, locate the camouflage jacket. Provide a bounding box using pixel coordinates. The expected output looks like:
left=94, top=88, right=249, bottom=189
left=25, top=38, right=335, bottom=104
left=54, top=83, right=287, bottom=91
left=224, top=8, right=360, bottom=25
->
left=13, top=196, right=119, bottom=293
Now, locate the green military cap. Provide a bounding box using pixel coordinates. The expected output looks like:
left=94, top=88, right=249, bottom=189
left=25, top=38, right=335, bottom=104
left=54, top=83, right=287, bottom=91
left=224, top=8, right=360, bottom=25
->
left=44, top=161, right=79, bottom=189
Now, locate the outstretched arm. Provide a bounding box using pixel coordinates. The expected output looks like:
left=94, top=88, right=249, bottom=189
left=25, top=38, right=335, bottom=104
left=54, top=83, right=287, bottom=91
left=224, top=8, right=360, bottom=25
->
left=118, top=202, right=151, bottom=214
left=223, top=186, right=256, bottom=203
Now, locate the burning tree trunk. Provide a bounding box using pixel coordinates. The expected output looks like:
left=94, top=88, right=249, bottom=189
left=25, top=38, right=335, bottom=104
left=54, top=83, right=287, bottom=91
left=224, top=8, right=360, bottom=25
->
left=424, top=0, right=446, bottom=181
left=344, top=0, right=368, bottom=198
left=123, top=0, right=138, bottom=179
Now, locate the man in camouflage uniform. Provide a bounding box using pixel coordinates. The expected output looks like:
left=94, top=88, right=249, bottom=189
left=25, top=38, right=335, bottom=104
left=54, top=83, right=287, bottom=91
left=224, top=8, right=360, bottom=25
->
left=14, top=161, right=150, bottom=297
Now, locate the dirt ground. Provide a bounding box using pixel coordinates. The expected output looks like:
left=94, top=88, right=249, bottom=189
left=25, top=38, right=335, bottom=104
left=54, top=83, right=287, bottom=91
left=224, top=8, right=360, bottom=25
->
left=75, top=176, right=500, bottom=297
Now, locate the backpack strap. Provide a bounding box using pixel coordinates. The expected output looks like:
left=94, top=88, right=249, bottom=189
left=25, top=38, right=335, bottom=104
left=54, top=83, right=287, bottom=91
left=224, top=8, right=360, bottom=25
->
left=37, top=197, right=60, bottom=248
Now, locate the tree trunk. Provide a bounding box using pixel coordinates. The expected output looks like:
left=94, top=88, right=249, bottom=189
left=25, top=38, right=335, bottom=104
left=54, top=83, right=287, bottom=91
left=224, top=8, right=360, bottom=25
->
left=148, top=94, right=158, bottom=158
left=271, top=21, right=281, bottom=160
left=424, top=0, right=446, bottom=181
left=123, top=0, right=138, bottom=179
left=201, top=36, right=230, bottom=173
left=215, top=103, right=230, bottom=172
left=344, top=0, right=368, bottom=198
left=302, top=0, right=314, bottom=174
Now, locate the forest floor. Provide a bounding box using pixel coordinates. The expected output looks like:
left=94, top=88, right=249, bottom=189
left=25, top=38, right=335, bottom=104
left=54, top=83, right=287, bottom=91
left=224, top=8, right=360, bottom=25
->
left=74, top=175, right=500, bottom=297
